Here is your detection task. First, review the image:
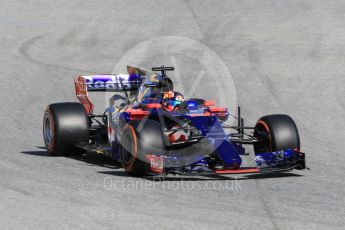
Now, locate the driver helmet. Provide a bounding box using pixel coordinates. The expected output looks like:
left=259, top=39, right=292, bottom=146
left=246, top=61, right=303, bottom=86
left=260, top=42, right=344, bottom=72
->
left=163, top=91, right=184, bottom=110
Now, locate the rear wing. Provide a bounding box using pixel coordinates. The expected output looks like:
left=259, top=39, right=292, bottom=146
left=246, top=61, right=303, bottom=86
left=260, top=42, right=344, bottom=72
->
left=75, top=74, right=142, bottom=114
left=76, top=74, right=142, bottom=92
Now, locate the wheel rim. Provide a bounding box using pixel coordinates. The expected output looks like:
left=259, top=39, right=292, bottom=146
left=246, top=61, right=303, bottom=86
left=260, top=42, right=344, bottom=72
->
left=43, top=114, right=53, bottom=146
left=254, top=121, right=271, bottom=153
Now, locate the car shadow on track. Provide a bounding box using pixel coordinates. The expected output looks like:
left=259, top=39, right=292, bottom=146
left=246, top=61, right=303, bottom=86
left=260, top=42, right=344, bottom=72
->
left=21, top=150, right=49, bottom=156
left=68, top=154, right=122, bottom=170
left=98, top=170, right=302, bottom=181
left=21, top=148, right=121, bottom=170
left=22, top=147, right=303, bottom=181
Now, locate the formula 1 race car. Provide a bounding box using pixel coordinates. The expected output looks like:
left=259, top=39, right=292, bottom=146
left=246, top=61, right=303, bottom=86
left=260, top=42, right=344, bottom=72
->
left=43, top=66, right=306, bottom=176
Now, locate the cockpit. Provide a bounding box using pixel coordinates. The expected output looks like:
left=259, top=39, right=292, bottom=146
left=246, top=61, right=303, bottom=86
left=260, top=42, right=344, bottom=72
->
left=136, top=73, right=173, bottom=103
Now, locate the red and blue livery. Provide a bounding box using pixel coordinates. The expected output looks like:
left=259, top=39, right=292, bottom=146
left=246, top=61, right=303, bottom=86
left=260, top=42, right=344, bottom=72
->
left=43, top=66, right=306, bottom=176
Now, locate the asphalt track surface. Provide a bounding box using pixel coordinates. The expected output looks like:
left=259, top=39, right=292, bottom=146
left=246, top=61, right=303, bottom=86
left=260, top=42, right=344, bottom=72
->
left=1, top=1, right=345, bottom=229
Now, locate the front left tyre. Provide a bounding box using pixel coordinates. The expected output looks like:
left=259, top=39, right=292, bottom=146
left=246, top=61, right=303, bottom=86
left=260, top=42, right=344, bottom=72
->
left=253, top=114, right=300, bottom=154
left=43, top=102, right=89, bottom=156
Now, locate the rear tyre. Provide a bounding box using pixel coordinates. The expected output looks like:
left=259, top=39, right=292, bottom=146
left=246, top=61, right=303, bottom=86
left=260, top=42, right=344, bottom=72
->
left=254, top=114, right=300, bottom=154
left=43, top=102, right=89, bottom=156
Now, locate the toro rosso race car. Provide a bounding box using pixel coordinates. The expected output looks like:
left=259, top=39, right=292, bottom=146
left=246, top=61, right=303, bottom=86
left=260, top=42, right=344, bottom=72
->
left=43, top=66, right=306, bottom=176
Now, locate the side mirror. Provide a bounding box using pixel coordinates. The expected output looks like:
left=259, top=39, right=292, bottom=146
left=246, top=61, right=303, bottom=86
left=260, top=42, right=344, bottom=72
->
left=112, top=94, right=126, bottom=100
left=109, top=94, right=127, bottom=107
